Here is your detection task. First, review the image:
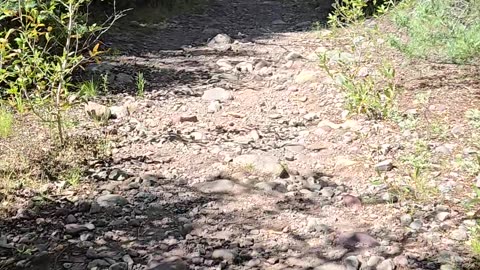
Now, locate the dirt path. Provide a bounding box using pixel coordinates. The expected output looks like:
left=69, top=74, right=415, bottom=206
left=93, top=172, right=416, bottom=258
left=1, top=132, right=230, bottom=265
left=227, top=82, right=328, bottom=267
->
left=1, top=0, right=479, bottom=270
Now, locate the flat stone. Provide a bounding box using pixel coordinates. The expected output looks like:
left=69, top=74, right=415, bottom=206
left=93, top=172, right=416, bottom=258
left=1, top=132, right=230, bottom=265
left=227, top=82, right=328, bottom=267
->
left=314, top=263, right=346, bottom=270
left=336, top=232, right=379, bottom=249
left=295, top=70, right=317, bottom=84
left=202, top=88, right=233, bottom=101
left=450, top=228, right=468, bottom=241
left=85, top=102, right=111, bottom=121
left=232, top=154, right=288, bottom=178
left=64, top=223, right=95, bottom=235
left=375, top=160, right=394, bottom=172
left=194, top=179, right=246, bottom=194
left=96, top=194, right=128, bottom=208
left=436, top=212, right=450, bottom=222
left=212, top=249, right=236, bottom=262
left=376, top=259, right=395, bottom=270
left=109, top=262, right=127, bottom=270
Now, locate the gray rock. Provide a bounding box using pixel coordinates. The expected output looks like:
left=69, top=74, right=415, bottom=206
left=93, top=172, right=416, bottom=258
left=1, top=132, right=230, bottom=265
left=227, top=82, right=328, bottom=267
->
left=376, top=259, right=394, bottom=270
left=212, top=249, right=236, bottom=262
left=375, top=160, right=394, bottom=172
left=65, top=214, right=77, bottom=224
left=400, top=214, right=412, bottom=225
left=232, top=154, right=288, bottom=178
left=345, top=256, right=360, bottom=270
left=194, top=179, right=246, bottom=194
left=109, top=262, right=127, bottom=270
left=87, top=259, right=110, bottom=269
left=96, top=194, right=128, bottom=208
left=108, top=169, right=130, bottom=181
left=409, top=219, right=423, bottom=230
left=295, top=70, right=317, bottom=84
left=235, top=62, right=254, bottom=73
left=208, top=34, right=233, bottom=46
left=315, top=263, right=346, bottom=270
left=321, top=187, right=335, bottom=198
left=336, top=232, right=379, bottom=248
left=285, top=52, right=303, bottom=61
left=366, top=255, right=384, bottom=267
left=272, top=19, right=286, bottom=25
left=207, top=101, right=222, bottom=113
left=202, top=88, right=233, bottom=101
left=85, top=102, right=111, bottom=121
left=450, top=228, right=468, bottom=241
left=110, top=105, right=129, bottom=119
left=148, top=257, right=187, bottom=270
left=381, top=192, right=398, bottom=203
left=436, top=212, right=450, bottom=222
left=286, top=256, right=324, bottom=268
left=325, top=248, right=348, bottom=260
left=64, top=223, right=95, bottom=235
left=306, top=218, right=330, bottom=233
left=440, top=265, right=455, bottom=270
left=304, top=112, right=319, bottom=121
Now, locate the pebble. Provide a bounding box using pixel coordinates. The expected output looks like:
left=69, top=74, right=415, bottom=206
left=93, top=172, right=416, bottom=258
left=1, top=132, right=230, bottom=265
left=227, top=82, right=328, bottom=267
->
left=376, top=259, right=395, bottom=270
left=400, top=214, right=412, bottom=225
left=375, top=159, right=394, bottom=172
left=409, top=219, right=423, bottom=230
left=212, top=249, right=236, bottom=262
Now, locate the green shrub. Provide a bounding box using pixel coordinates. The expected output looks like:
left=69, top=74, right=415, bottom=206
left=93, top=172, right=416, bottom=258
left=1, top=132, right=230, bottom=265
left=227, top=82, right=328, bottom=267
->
left=328, top=0, right=396, bottom=27
left=319, top=51, right=398, bottom=119
left=0, top=0, right=125, bottom=144
left=390, top=0, right=480, bottom=63
left=0, top=107, right=13, bottom=138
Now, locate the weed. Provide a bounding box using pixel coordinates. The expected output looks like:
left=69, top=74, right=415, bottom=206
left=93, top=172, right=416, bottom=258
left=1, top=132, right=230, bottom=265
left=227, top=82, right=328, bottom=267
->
left=101, top=73, right=110, bottom=94
left=319, top=51, right=398, bottom=119
left=0, top=107, right=13, bottom=138
left=61, top=167, right=82, bottom=187
left=397, top=140, right=440, bottom=201
left=394, top=113, right=418, bottom=131
left=414, top=91, right=431, bottom=105
left=466, top=109, right=480, bottom=129
left=455, top=154, right=480, bottom=176
left=328, top=0, right=397, bottom=27
left=79, top=79, right=98, bottom=100
left=390, top=0, right=480, bottom=63
left=136, top=72, right=146, bottom=97
left=428, top=121, right=449, bottom=140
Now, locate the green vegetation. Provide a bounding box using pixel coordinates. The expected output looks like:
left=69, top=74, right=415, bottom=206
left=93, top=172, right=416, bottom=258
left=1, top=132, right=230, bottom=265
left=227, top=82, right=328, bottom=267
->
left=0, top=107, right=13, bottom=138
left=0, top=0, right=124, bottom=145
left=136, top=72, right=146, bottom=97
left=390, top=0, right=480, bottom=63
left=319, top=50, right=398, bottom=119
left=466, top=109, right=480, bottom=129
left=79, top=79, right=99, bottom=100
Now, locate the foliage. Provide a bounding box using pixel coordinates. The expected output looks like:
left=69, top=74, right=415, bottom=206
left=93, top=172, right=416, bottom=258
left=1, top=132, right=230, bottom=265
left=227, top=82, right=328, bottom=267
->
left=319, top=51, right=397, bottom=119
left=0, top=106, right=13, bottom=138
left=466, top=109, right=480, bottom=129
left=390, top=0, right=480, bottom=63
left=0, top=0, right=125, bottom=145
left=79, top=79, right=98, bottom=100
left=136, top=71, right=145, bottom=97
left=328, top=0, right=396, bottom=27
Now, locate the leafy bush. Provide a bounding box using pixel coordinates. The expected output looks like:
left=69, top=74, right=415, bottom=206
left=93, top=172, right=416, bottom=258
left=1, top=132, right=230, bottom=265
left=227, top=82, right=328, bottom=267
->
left=0, top=106, right=13, bottom=138
left=390, top=0, right=480, bottom=63
left=328, top=0, right=396, bottom=27
left=319, top=51, right=397, bottom=119
left=0, top=0, right=125, bottom=144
